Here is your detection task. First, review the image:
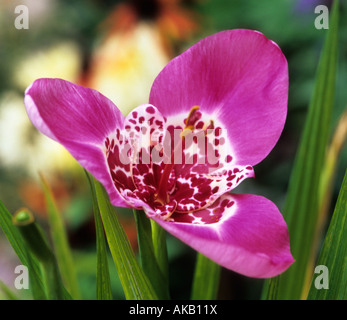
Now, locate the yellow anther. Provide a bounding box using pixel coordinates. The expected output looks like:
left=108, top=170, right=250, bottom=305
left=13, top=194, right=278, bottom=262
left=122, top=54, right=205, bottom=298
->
left=184, top=106, right=200, bottom=126
left=181, top=105, right=201, bottom=139
left=203, top=120, right=214, bottom=135
left=180, top=127, right=193, bottom=139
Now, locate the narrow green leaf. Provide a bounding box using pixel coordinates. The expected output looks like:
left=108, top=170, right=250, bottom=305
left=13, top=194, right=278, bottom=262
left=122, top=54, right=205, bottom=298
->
left=40, top=173, right=81, bottom=299
left=263, top=0, right=339, bottom=299
left=85, top=171, right=113, bottom=300
left=0, top=201, right=46, bottom=299
left=134, top=210, right=170, bottom=299
left=0, top=280, right=19, bottom=300
left=307, top=170, right=347, bottom=300
left=13, top=209, right=72, bottom=300
left=191, top=253, right=221, bottom=300
left=92, top=178, right=157, bottom=300
left=24, top=245, right=47, bottom=300
left=261, top=277, right=279, bottom=300
left=150, top=220, right=169, bottom=290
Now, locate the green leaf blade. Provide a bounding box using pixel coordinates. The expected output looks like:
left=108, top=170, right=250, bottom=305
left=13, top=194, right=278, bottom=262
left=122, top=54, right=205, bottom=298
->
left=92, top=177, right=157, bottom=300
left=85, top=171, right=113, bottom=300
left=191, top=253, right=221, bottom=300
left=12, top=209, right=72, bottom=300
left=0, top=280, right=19, bottom=300
left=40, top=174, right=81, bottom=299
left=308, top=170, right=347, bottom=300
left=150, top=220, right=169, bottom=293
left=0, top=201, right=46, bottom=299
left=263, top=0, right=340, bottom=300
left=134, top=210, right=170, bottom=299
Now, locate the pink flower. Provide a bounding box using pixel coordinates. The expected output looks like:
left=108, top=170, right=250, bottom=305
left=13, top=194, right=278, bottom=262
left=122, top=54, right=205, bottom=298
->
left=25, top=29, right=294, bottom=278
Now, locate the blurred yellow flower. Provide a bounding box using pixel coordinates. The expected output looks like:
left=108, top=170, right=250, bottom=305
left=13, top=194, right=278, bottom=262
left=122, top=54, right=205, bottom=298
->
left=0, top=92, right=77, bottom=176
left=13, top=42, right=81, bottom=91
left=85, top=22, right=170, bottom=115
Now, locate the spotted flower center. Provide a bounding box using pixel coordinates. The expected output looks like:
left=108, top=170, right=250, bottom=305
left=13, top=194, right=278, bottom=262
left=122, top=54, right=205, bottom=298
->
left=105, top=104, right=254, bottom=222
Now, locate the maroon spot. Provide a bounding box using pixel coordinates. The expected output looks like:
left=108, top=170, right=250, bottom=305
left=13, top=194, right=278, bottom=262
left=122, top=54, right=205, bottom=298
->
left=170, top=213, right=195, bottom=223
left=191, top=177, right=206, bottom=187
left=227, top=174, right=236, bottom=181
left=167, top=125, right=175, bottom=133
left=135, top=163, right=150, bottom=175
left=194, top=192, right=209, bottom=202
left=132, top=111, right=138, bottom=119
left=215, top=127, right=222, bottom=137
left=212, top=186, right=219, bottom=193
left=226, top=155, right=233, bottom=163
left=221, top=199, right=229, bottom=207
left=148, top=116, right=155, bottom=125
left=196, top=121, right=204, bottom=129
left=236, top=175, right=244, bottom=183
left=143, top=173, right=155, bottom=185
left=196, top=209, right=210, bottom=217
left=179, top=198, right=200, bottom=207
left=146, top=106, right=155, bottom=114
left=209, top=197, right=221, bottom=208
left=172, top=183, right=195, bottom=203
left=212, top=207, right=223, bottom=215
left=114, top=170, right=133, bottom=189
left=139, top=116, right=145, bottom=123
left=227, top=201, right=234, bottom=208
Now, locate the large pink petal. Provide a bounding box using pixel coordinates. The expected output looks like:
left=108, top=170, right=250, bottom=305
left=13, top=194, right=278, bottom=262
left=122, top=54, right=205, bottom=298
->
left=24, top=78, right=130, bottom=208
left=149, top=29, right=288, bottom=166
left=151, top=193, right=294, bottom=278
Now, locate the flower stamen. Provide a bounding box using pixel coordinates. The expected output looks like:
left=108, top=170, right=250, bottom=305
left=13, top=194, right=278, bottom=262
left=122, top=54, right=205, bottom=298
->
left=156, top=105, right=203, bottom=204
